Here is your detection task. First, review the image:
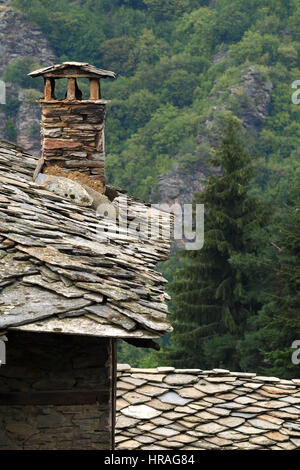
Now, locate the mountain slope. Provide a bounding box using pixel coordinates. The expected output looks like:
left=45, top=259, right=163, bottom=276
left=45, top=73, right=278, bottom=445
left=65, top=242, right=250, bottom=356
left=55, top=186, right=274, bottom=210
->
left=1, top=0, right=300, bottom=205
left=0, top=5, right=56, bottom=153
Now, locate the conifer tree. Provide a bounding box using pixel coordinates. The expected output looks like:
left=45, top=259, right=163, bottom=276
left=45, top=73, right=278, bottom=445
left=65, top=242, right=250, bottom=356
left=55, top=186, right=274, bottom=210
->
left=240, top=192, right=300, bottom=379
left=164, top=118, right=267, bottom=369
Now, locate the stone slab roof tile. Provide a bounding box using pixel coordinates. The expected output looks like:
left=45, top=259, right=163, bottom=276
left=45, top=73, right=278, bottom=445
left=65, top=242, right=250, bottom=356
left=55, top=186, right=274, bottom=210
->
left=116, top=366, right=300, bottom=450
left=0, top=140, right=172, bottom=339
left=29, top=62, right=116, bottom=79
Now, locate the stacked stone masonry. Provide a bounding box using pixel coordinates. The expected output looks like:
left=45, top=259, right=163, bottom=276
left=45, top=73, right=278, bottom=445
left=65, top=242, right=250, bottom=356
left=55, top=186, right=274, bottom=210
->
left=116, top=365, right=300, bottom=450
left=0, top=332, right=114, bottom=450
left=41, top=101, right=106, bottom=186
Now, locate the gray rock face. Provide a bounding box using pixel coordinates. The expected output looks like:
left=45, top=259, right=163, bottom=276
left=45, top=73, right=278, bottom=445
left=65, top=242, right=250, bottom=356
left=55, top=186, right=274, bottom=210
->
left=15, top=97, right=42, bottom=155
left=0, top=7, right=56, bottom=76
left=157, top=160, right=208, bottom=207
left=239, top=66, right=273, bottom=130
left=0, top=6, right=56, bottom=153
left=84, top=185, right=112, bottom=210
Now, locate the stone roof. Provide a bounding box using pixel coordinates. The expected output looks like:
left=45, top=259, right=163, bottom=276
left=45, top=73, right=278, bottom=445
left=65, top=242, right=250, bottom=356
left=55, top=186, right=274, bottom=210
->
left=29, top=62, right=116, bottom=79
left=116, top=365, right=300, bottom=450
left=0, top=140, right=172, bottom=339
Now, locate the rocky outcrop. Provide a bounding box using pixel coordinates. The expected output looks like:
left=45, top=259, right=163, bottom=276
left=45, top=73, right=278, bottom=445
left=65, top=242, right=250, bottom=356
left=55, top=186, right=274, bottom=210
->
left=229, top=66, right=273, bottom=130
left=0, top=102, right=7, bottom=141
left=157, top=161, right=207, bottom=206
left=0, top=6, right=55, bottom=76
left=0, top=1, right=12, bottom=8
left=15, top=91, right=42, bottom=153
left=0, top=6, right=56, bottom=154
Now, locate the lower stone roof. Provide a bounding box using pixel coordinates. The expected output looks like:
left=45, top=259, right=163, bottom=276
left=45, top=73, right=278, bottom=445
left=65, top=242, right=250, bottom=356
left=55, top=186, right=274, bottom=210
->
left=116, top=365, right=300, bottom=450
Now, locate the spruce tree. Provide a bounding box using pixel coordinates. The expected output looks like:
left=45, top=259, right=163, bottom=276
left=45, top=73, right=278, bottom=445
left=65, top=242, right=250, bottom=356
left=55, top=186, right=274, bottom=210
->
left=164, top=118, right=267, bottom=369
left=240, top=192, right=300, bottom=379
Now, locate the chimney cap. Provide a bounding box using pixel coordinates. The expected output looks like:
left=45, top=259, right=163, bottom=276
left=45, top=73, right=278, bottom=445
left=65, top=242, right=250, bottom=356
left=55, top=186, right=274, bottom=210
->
left=28, top=61, right=116, bottom=79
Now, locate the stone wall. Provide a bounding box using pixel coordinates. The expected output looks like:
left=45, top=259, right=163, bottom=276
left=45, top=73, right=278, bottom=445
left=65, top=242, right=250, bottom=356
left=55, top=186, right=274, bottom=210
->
left=0, top=331, right=115, bottom=450
left=41, top=101, right=106, bottom=188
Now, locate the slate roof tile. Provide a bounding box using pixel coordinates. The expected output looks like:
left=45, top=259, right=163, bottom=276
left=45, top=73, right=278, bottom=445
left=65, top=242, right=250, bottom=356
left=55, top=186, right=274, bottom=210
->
left=0, top=140, right=172, bottom=338
left=116, top=366, right=300, bottom=450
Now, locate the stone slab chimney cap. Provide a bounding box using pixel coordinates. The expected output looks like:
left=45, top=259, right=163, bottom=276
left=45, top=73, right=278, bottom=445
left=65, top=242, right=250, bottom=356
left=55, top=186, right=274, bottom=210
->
left=28, top=62, right=116, bottom=79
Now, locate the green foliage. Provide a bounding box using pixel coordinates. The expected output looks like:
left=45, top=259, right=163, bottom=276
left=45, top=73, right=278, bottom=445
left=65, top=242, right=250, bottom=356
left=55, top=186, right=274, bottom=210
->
left=143, top=0, right=198, bottom=21
left=6, top=119, right=17, bottom=142
left=117, top=341, right=158, bottom=368
left=278, top=44, right=298, bottom=67
left=13, top=0, right=151, bottom=63
left=132, top=29, right=163, bottom=66
left=214, top=3, right=251, bottom=43
left=27, top=122, right=40, bottom=139
left=100, top=36, right=136, bottom=75
left=25, top=89, right=43, bottom=102
left=3, top=58, right=42, bottom=90
left=239, top=194, right=300, bottom=379
left=288, top=1, right=300, bottom=41
left=229, top=31, right=280, bottom=65
left=160, top=70, right=198, bottom=107
left=162, top=120, right=269, bottom=369
left=174, top=8, right=217, bottom=58
left=107, top=103, right=198, bottom=200
left=4, top=97, right=20, bottom=119
left=3, top=96, right=21, bottom=144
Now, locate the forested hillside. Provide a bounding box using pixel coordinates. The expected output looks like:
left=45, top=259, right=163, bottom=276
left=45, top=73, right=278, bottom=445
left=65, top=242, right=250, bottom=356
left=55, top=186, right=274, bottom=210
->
left=3, top=0, right=300, bottom=203
left=1, top=0, right=300, bottom=376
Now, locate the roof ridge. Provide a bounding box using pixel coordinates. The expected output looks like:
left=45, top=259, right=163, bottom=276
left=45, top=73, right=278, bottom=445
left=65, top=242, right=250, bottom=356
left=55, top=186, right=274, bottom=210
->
left=117, top=364, right=300, bottom=384
left=29, top=62, right=116, bottom=79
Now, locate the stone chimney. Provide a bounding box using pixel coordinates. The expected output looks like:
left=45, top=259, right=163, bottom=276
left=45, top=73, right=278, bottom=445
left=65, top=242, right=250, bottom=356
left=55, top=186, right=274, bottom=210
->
left=29, top=62, right=115, bottom=192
